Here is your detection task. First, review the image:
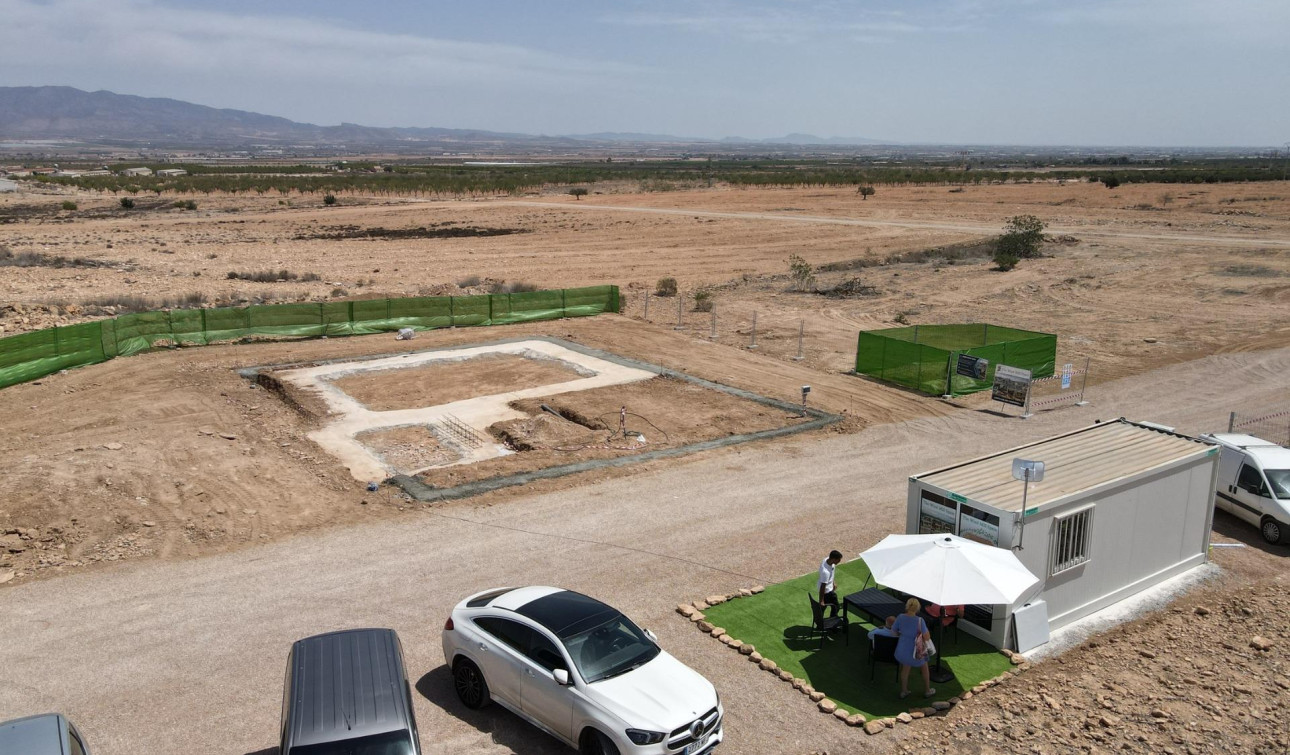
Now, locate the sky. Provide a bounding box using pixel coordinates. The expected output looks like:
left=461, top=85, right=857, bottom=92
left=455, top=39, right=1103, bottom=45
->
left=0, top=0, right=1286, bottom=147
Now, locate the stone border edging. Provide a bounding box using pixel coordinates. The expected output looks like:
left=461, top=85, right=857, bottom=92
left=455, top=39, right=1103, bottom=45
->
left=677, top=590, right=1031, bottom=736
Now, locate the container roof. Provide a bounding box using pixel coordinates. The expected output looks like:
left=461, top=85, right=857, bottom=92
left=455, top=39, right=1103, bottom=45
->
left=914, top=419, right=1212, bottom=513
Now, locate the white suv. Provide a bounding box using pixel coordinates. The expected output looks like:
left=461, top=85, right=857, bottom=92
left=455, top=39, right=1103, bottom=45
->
left=442, top=586, right=722, bottom=755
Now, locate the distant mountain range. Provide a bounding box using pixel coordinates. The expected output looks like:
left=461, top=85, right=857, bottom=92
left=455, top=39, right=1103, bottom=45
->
left=0, top=86, right=888, bottom=150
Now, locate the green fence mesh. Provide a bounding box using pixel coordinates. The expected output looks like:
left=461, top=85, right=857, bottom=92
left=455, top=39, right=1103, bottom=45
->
left=855, top=323, right=1056, bottom=396
left=0, top=285, right=620, bottom=390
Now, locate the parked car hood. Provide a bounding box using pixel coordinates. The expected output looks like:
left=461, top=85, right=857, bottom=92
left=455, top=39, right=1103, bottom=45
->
left=583, top=651, right=717, bottom=732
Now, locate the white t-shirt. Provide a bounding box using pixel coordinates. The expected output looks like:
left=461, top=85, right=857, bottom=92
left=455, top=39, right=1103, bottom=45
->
left=817, top=557, right=836, bottom=594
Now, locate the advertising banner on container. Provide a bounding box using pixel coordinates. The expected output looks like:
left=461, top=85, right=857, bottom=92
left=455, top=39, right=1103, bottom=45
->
left=992, top=364, right=1032, bottom=407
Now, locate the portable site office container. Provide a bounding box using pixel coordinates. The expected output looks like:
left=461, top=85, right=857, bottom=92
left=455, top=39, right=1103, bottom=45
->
left=906, top=418, right=1219, bottom=651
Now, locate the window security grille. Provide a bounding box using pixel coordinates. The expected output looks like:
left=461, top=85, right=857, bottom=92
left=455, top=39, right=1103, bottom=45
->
left=1050, top=506, right=1094, bottom=576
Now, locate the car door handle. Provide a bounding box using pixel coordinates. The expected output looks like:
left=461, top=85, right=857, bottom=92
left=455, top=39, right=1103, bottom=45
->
left=526, top=669, right=536, bottom=677
left=478, top=643, right=488, bottom=652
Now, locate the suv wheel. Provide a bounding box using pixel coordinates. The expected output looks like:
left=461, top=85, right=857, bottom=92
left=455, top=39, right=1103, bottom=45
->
left=580, top=729, right=620, bottom=755
left=1261, top=516, right=1285, bottom=545
left=453, top=658, right=490, bottom=709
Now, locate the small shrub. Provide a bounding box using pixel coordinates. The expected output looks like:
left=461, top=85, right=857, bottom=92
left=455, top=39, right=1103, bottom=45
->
left=693, top=288, right=713, bottom=312
left=226, top=269, right=305, bottom=283
left=655, top=277, right=678, bottom=297
left=894, top=311, right=911, bottom=325
left=1101, top=175, right=1121, bottom=189
left=457, top=274, right=482, bottom=288
left=330, top=287, right=349, bottom=298
left=323, top=194, right=337, bottom=206
left=300, top=272, right=321, bottom=282
left=994, top=250, right=1020, bottom=271
left=857, top=185, right=876, bottom=200
left=569, top=187, right=589, bottom=200
left=61, top=200, right=77, bottom=211
left=787, top=254, right=815, bottom=291
left=119, top=197, right=135, bottom=209
left=487, top=280, right=538, bottom=294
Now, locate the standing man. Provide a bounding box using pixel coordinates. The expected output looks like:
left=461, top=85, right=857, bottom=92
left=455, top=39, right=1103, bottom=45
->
left=818, top=549, right=843, bottom=618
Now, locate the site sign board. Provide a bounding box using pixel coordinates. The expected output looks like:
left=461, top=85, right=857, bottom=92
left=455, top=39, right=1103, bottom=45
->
left=956, top=353, right=989, bottom=380
left=992, top=364, right=1032, bottom=407
left=1061, top=363, right=1074, bottom=390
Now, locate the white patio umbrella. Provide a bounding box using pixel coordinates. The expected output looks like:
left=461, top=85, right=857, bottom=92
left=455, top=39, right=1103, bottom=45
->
left=859, top=533, right=1039, bottom=683
left=859, top=533, right=1038, bottom=605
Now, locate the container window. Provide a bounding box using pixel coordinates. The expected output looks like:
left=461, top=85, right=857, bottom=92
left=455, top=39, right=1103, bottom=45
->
left=1049, top=506, right=1094, bottom=576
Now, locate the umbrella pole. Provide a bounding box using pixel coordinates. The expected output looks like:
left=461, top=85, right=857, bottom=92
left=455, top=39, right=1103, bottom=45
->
left=929, top=619, right=954, bottom=684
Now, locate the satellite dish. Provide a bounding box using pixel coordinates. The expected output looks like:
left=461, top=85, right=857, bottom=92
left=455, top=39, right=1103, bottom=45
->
left=1011, top=458, right=1045, bottom=483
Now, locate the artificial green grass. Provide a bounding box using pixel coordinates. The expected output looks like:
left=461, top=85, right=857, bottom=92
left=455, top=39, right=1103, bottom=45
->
left=702, top=559, right=1012, bottom=720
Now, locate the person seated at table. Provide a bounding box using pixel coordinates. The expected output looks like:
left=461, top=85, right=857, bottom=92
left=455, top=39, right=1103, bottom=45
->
left=867, top=615, right=897, bottom=640
left=817, top=549, right=843, bottom=619
left=893, top=597, right=936, bottom=699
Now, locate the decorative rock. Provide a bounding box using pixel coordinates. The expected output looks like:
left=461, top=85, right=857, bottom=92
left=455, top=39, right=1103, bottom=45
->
left=863, top=720, right=886, bottom=735
left=748, top=652, right=763, bottom=663
left=1010, top=654, right=1026, bottom=665
left=833, top=709, right=850, bottom=722
left=706, top=595, right=726, bottom=606
left=693, top=601, right=709, bottom=611
left=750, top=585, right=765, bottom=594
left=709, top=627, right=725, bottom=638
left=909, top=711, right=925, bottom=720
left=738, top=644, right=754, bottom=655
left=809, top=691, right=826, bottom=702
left=697, top=621, right=714, bottom=634
left=689, top=612, right=706, bottom=623
left=1018, top=663, right=1032, bottom=672
left=218, top=432, right=237, bottom=440
left=739, top=588, right=753, bottom=597
left=758, top=658, right=777, bottom=672
left=961, top=691, right=973, bottom=700
left=882, top=718, right=896, bottom=729
left=1099, top=714, right=1120, bottom=728
left=972, top=684, right=987, bottom=694
left=1043, top=694, right=1061, bottom=711
left=1194, top=606, right=1210, bottom=616
left=142, top=521, right=156, bottom=527
left=846, top=713, right=865, bottom=726
left=1251, top=636, right=1275, bottom=651
left=0, top=569, right=14, bottom=584
left=778, top=670, right=793, bottom=682
left=677, top=604, right=695, bottom=617
left=717, top=634, right=733, bottom=645
left=728, top=640, right=743, bottom=651
left=1151, top=709, right=1170, bottom=719
left=818, top=699, right=837, bottom=714
left=103, top=442, right=124, bottom=450
left=802, top=685, right=816, bottom=696
left=949, top=696, right=961, bottom=706
left=792, top=678, right=807, bottom=691
left=932, top=701, right=952, bottom=711
left=896, top=712, right=913, bottom=724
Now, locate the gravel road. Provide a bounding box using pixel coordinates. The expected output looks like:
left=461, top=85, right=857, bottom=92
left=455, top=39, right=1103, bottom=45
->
left=1, top=347, right=1286, bottom=755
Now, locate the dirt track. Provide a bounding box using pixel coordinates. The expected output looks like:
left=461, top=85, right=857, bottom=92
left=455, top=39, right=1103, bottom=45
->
left=1, top=346, right=1286, bottom=755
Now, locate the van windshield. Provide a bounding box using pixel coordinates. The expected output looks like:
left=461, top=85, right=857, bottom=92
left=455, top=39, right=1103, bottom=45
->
left=1267, top=469, right=1290, bottom=499
left=289, top=730, right=415, bottom=755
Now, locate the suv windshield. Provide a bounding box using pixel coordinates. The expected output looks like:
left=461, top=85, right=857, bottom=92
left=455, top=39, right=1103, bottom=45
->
left=289, top=730, right=416, bottom=755
left=1267, top=469, right=1290, bottom=499
left=562, top=614, right=661, bottom=684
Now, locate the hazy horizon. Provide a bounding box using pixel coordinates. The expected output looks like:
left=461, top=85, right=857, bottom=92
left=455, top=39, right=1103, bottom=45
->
left=2, top=0, right=1287, bottom=148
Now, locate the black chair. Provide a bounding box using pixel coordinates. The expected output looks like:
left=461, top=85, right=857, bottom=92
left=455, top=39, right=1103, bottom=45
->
left=807, top=593, right=848, bottom=649
left=868, top=633, right=900, bottom=680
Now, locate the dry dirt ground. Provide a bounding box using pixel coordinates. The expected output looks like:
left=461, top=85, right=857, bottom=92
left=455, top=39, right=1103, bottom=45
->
left=1, top=182, right=1288, bottom=753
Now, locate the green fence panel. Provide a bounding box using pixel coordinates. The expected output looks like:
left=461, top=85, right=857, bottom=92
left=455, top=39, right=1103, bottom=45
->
left=384, top=296, right=453, bottom=331
left=450, top=295, right=491, bottom=327
left=170, top=309, right=207, bottom=346
left=321, top=301, right=354, bottom=337
left=563, top=285, right=617, bottom=318
left=248, top=302, right=327, bottom=338
left=854, top=323, right=1057, bottom=396
left=114, top=311, right=174, bottom=356
left=202, top=306, right=252, bottom=343
left=0, top=286, right=620, bottom=391
left=493, top=289, right=565, bottom=325
left=350, top=299, right=394, bottom=334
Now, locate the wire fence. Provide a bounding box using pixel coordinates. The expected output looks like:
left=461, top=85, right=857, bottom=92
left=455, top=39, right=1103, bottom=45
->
left=1228, top=405, right=1290, bottom=446
left=1022, top=358, right=1091, bottom=418
left=623, top=290, right=812, bottom=362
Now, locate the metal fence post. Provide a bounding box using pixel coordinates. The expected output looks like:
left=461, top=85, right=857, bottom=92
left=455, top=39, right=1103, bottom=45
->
left=643, top=292, right=649, bottom=320
left=1021, top=379, right=1034, bottom=419
left=1075, top=356, right=1091, bottom=406
left=710, top=307, right=717, bottom=339
left=749, top=312, right=758, bottom=349
left=1228, top=411, right=1236, bottom=433
left=674, top=293, right=684, bottom=330
left=794, top=319, right=804, bottom=360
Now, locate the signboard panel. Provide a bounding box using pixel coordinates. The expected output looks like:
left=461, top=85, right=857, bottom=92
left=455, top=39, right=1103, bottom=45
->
left=919, top=494, right=956, bottom=535
left=958, top=504, right=1001, bottom=546
left=956, top=353, right=989, bottom=380
left=1061, top=363, right=1073, bottom=390
left=992, top=364, right=1032, bottom=407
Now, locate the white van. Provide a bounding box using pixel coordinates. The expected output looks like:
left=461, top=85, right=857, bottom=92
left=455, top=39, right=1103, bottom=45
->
left=1201, top=433, right=1290, bottom=544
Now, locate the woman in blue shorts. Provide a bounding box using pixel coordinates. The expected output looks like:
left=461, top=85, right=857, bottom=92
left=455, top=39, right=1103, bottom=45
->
left=893, top=597, right=936, bottom=699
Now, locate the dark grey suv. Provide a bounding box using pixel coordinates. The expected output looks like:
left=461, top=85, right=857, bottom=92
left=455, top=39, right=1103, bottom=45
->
left=280, top=628, right=422, bottom=755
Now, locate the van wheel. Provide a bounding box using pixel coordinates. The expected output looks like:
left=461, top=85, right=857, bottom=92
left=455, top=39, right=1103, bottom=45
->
left=580, top=729, right=620, bottom=755
left=1260, top=517, right=1285, bottom=545
left=453, top=659, right=490, bottom=709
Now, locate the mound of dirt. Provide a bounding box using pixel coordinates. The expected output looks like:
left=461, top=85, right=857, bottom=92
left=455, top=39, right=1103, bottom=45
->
left=490, top=412, right=603, bottom=451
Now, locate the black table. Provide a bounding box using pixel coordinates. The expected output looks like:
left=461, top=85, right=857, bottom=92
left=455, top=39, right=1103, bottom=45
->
left=842, top=588, right=905, bottom=627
